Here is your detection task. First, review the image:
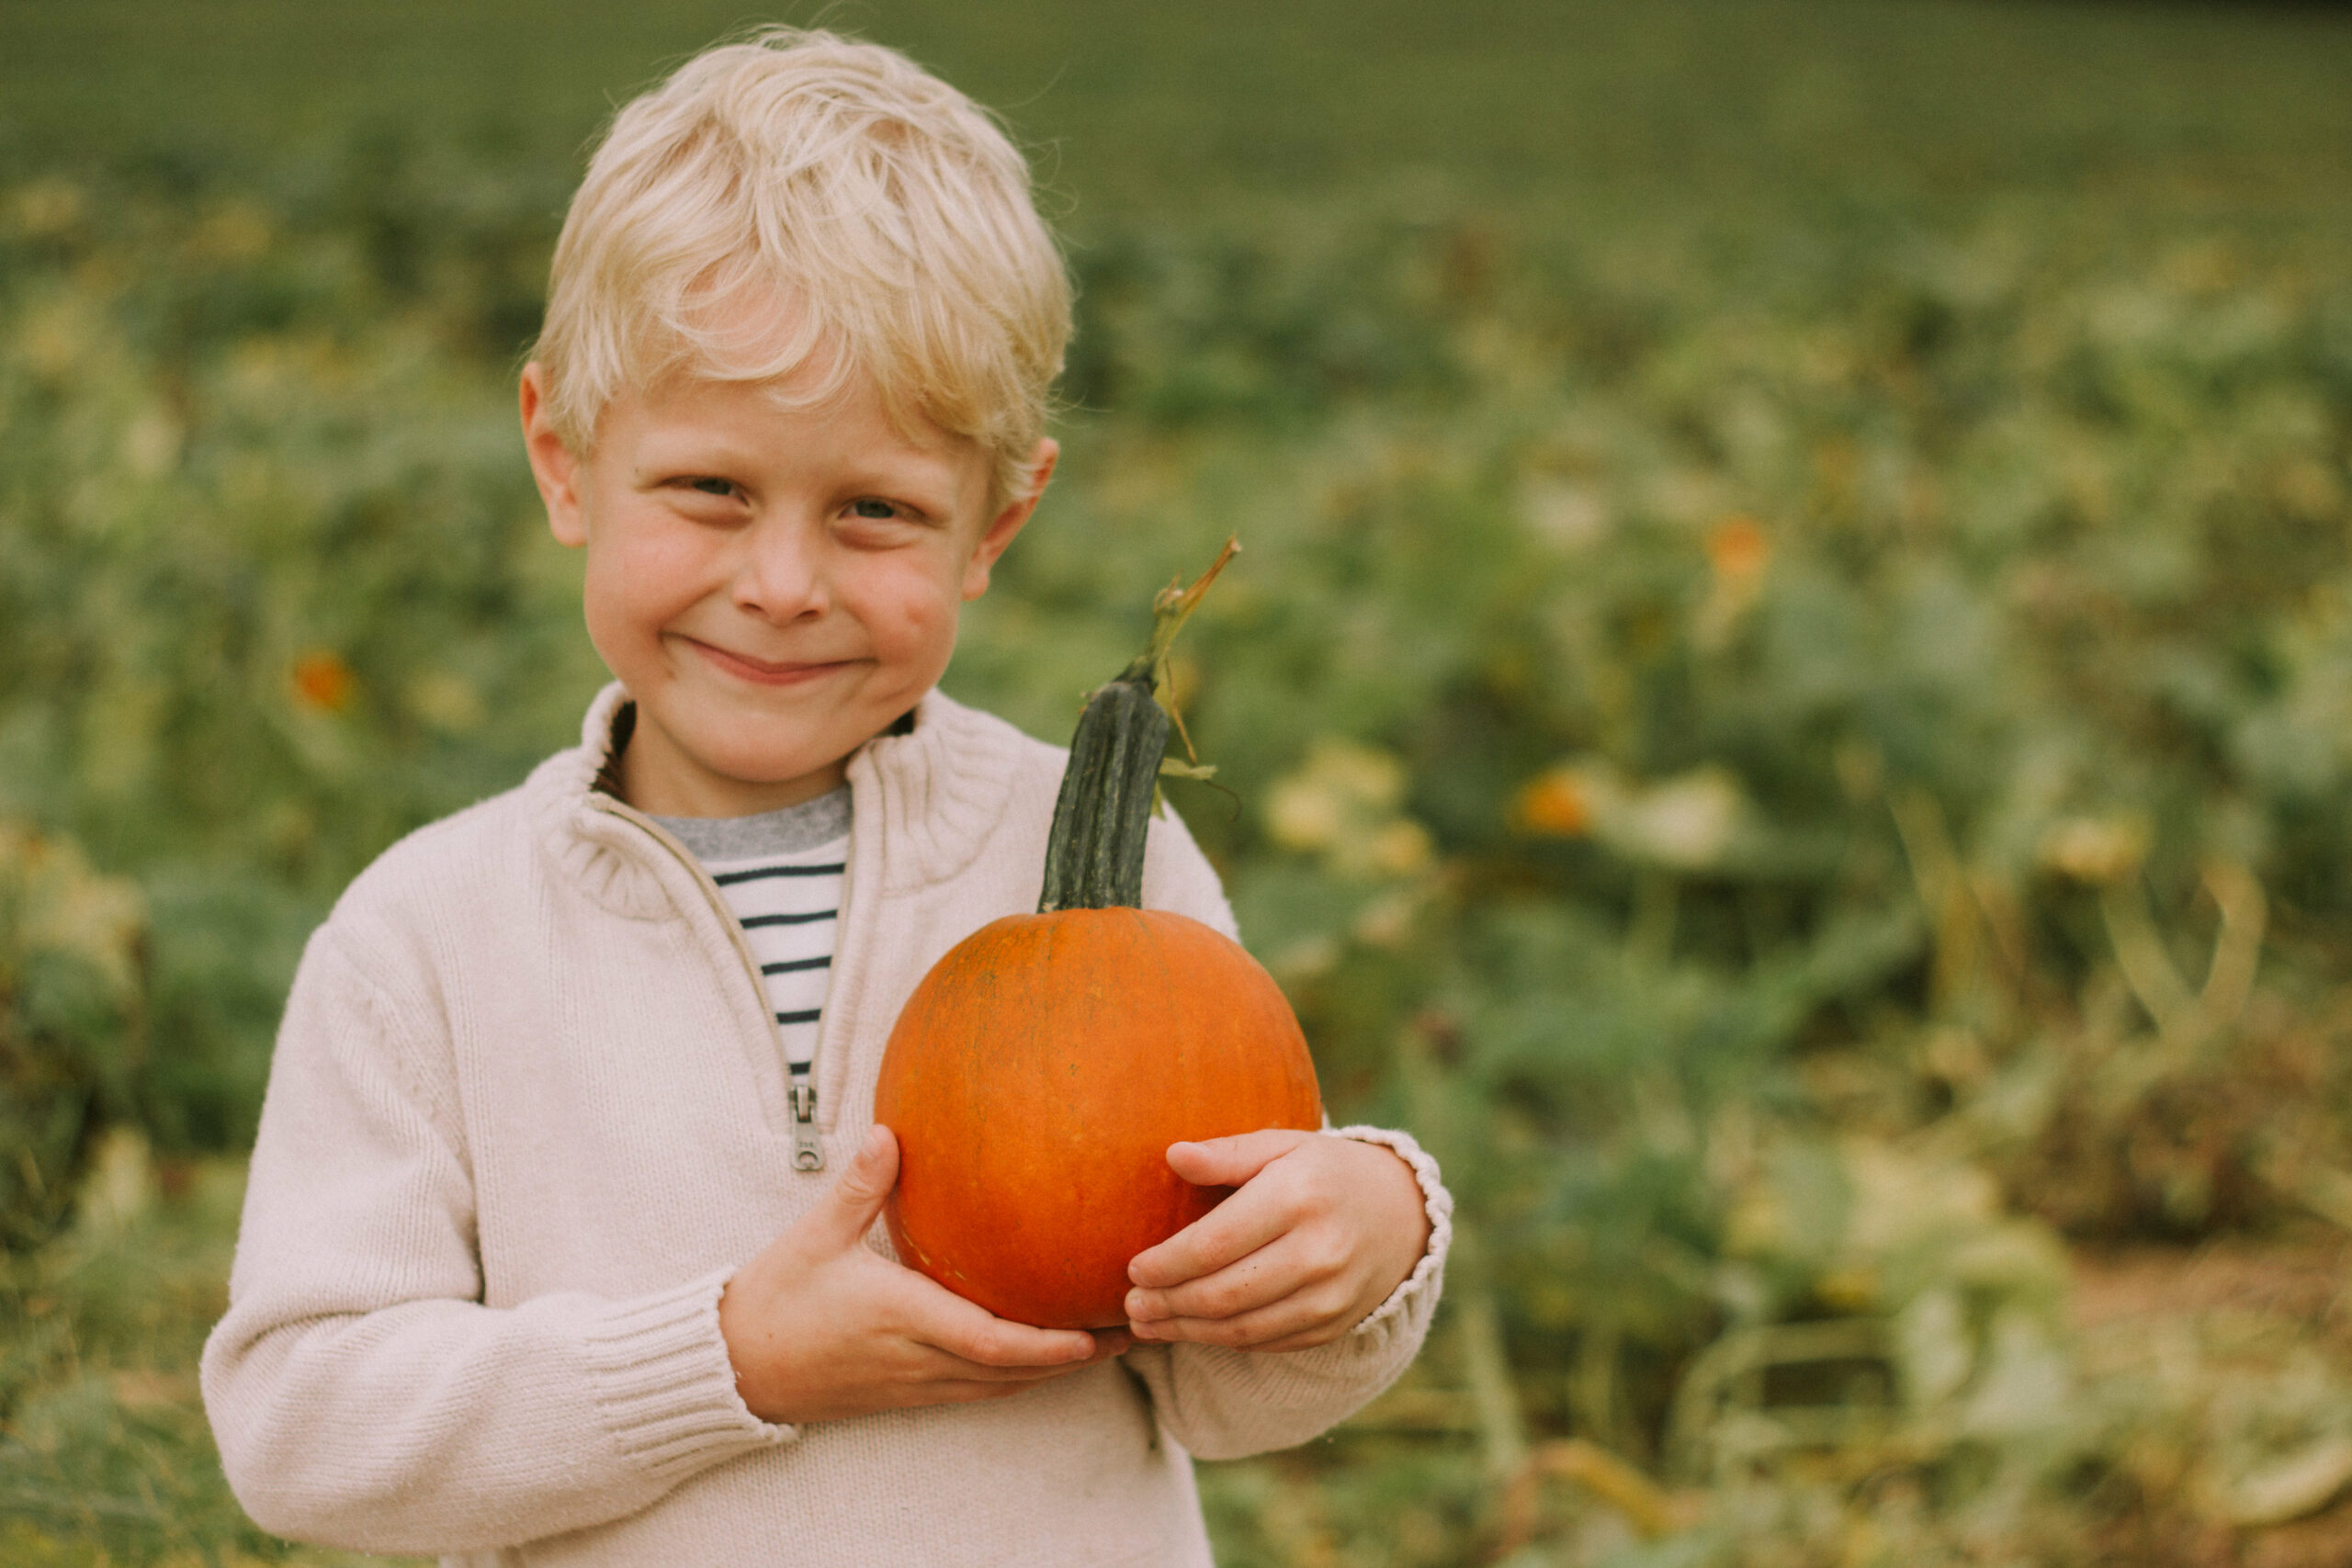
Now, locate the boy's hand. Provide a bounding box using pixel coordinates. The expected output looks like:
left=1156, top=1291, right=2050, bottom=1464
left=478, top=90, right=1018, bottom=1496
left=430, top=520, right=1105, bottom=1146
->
left=1123, top=1131, right=1430, bottom=1353
left=719, top=1125, right=1127, bottom=1424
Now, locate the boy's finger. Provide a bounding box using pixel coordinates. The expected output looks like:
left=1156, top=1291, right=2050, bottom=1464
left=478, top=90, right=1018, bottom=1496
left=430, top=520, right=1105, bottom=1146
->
left=917, top=1327, right=1131, bottom=1382
left=1125, top=1177, right=1294, bottom=1290
left=930, top=1318, right=1103, bottom=1371
left=813, top=1124, right=899, bottom=1248
left=1127, top=1226, right=1321, bottom=1324
left=1126, top=1292, right=1333, bottom=1350
left=1162, top=1128, right=1315, bottom=1190
left=904, top=1280, right=1102, bottom=1369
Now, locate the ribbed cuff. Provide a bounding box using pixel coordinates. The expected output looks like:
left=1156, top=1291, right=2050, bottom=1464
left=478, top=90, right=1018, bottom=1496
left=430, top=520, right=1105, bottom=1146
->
left=581, top=1269, right=797, bottom=1484
left=1330, top=1125, right=1453, bottom=1340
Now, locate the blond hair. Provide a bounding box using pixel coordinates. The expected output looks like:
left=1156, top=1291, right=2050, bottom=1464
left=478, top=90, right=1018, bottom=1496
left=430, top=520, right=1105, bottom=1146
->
left=533, top=28, right=1069, bottom=503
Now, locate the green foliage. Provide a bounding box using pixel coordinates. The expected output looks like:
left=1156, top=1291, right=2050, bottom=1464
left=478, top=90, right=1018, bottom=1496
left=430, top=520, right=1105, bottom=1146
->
left=0, top=825, right=143, bottom=1249
left=1048, top=194, right=2352, bottom=1557
left=0, top=1145, right=421, bottom=1566
left=958, top=121, right=2352, bottom=1568
left=0, top=164, right=604, bottom=1148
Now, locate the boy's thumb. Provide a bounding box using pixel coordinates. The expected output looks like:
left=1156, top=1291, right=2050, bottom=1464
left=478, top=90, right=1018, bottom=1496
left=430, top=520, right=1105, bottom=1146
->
left=1166, top=1128, right=1312, bottom=1188
left=820, top=1124, right=899, bottom=1243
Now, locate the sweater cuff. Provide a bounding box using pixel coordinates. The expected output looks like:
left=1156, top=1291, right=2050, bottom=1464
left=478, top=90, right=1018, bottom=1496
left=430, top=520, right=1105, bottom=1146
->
left=581, top=1269, right=797, bottom=1484
left=1330, top=1125, right=1453, bottom=1341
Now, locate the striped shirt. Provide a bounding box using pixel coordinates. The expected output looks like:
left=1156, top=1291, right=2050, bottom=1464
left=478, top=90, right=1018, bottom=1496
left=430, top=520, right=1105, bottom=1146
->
left=653, top=789, right=849, bottom=1168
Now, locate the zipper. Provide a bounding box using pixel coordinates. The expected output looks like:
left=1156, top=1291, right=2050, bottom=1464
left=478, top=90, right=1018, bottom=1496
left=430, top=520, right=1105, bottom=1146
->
left=589, top=795, right=828, bottom=1172
left=786, top=1065, right=821, bottom=1171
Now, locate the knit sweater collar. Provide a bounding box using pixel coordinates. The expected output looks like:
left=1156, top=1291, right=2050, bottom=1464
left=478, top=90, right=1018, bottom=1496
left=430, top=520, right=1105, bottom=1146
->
left=526, top=682, right=1026, bottom=916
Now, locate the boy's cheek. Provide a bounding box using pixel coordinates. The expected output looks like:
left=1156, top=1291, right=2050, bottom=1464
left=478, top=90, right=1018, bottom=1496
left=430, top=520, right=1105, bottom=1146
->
left=582, top=536, right=714, bottom=652
left=859, top=574, right=968, bottom=674
left=578, top=577, right=662, bottom=677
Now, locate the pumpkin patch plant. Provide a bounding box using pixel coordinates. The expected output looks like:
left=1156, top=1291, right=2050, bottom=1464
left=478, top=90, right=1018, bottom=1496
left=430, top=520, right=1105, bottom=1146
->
left=874, top=542, right=1323, bottom=1330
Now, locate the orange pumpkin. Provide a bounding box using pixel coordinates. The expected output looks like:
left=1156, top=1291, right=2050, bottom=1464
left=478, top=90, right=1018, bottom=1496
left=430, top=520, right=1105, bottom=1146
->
left=875, top=908, right=1320, bottom=1328
left=873, top=541, right=1323, bottom=1329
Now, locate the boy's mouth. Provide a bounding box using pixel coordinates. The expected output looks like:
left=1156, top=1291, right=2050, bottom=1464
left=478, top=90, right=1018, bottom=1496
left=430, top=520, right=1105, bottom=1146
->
left=677, top=636, right=857, bottom=686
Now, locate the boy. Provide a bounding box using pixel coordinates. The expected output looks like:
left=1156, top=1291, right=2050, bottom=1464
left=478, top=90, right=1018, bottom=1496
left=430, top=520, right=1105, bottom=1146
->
left=202, top=29, right=1449, bottom=1566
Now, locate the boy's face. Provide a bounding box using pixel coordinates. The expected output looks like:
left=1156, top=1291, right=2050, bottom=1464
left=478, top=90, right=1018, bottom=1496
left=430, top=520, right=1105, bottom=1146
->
left=521, top=359, right=1053, bottom=818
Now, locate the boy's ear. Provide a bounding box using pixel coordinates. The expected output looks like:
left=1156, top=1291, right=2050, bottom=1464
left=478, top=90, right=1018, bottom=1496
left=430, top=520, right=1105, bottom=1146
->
left=962, top=439, right=1057, bottom=603
left=519, top=363, right=588, bottom=548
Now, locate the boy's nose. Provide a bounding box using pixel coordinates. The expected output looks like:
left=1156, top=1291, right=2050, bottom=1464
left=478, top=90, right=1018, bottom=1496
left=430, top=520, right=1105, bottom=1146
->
left=733, top=517, right=831, bottom=623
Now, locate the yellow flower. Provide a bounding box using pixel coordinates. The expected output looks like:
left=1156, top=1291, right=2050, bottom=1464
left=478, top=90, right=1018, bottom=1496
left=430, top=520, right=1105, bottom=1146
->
left=1706, top=513, right=1771, bottom=581
left=1515, top=765, right=1594, bottom=837
left=2038, top=814, right=2151, bottom=886
left=290, top=650, right=356, bottom=714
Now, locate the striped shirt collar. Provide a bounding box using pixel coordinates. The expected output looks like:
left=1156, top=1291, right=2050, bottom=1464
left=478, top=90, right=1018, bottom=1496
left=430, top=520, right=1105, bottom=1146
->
left=650, top=789, right=850, bottom=862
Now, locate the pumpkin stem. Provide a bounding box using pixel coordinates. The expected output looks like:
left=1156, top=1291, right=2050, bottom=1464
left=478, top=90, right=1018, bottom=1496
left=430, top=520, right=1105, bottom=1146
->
left=1120, top=536, right=1239, bottom=697
left=1040, top=539, right=1238, bottom=913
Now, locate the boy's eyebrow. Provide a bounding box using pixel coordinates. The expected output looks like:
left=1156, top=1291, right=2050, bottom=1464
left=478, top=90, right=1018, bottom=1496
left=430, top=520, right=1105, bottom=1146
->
left=632, top=432, right=955, bottom=479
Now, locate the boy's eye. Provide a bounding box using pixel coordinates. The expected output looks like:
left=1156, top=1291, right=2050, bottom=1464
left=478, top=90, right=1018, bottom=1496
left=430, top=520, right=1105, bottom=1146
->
left=847, top=498, right=900, bottom=520
left=685, top=477, right=738, bottom=498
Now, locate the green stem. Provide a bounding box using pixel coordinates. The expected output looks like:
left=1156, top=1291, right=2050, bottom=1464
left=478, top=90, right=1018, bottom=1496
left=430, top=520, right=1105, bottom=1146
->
left=1039, top=679, right=1167, bottom=912
left=1037, top=539, right=1238, bottom=914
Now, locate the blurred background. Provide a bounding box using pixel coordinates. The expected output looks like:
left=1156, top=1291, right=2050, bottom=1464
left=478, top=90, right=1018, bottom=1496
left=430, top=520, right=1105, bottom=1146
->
left=5, top=1, right=2352, bottom=1562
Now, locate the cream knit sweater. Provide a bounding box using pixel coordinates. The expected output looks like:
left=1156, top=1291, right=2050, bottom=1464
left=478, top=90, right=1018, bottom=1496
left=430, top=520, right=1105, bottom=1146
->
left=201, top=684, right=1452, bottom=1567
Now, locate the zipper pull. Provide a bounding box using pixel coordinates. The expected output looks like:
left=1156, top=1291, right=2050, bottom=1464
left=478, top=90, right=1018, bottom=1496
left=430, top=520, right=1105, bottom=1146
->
left=789, top=1066, right=825, bottom=1171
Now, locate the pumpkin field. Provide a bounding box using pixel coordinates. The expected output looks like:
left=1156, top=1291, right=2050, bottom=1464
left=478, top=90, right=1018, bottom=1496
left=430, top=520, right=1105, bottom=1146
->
left=6, top=1, right=2352, bottom=1562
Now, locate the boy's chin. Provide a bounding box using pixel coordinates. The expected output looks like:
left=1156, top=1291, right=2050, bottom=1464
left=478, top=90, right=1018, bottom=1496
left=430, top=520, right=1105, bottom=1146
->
left=623, top=706, right=866, bottom=816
